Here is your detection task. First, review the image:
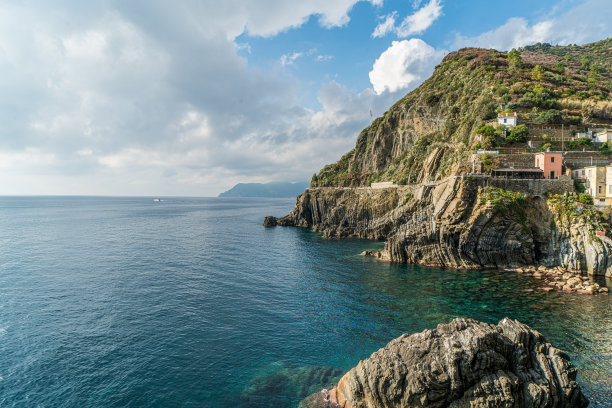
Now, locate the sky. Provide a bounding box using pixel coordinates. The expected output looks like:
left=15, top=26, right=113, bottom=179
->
left=0, top=0, right=610, bottom=196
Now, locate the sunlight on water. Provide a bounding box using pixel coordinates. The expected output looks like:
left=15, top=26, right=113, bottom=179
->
left=0, top=197, right=609, bottom=407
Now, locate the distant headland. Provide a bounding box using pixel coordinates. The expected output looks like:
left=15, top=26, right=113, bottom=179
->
left=218, top=181, right=308, bottom=198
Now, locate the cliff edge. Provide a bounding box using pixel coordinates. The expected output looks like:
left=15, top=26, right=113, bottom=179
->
left=267, top=40, right=612, bottom=276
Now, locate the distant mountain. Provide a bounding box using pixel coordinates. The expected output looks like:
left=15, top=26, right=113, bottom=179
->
left=218, top=182, right=309, bottom=198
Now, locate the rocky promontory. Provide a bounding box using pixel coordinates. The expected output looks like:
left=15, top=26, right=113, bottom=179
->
left=271, top=177, right=612, bottom=277
left=300, top=318, right=588, bottom=408
left=265, top=40, right=612, bottom=277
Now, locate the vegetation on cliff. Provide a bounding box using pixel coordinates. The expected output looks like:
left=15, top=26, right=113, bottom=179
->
left=311, top=39, right=612, bottom=188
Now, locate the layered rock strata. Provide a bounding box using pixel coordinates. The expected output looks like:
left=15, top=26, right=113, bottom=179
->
left=300, top=318, right=588, bottom=408
left=271, top=176, right=612, bottom=276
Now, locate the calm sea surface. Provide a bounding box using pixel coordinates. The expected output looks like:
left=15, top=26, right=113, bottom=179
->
left=0, top=197, right=610, bottom=407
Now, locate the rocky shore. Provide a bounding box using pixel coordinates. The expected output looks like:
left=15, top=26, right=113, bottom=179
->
left=299, top=318, right=589, bottom=408
left=513, top=265, right=609, bottom=295
left=267, top=177, right=612, bottom=277
left=358, top=249, right=609, bottom=295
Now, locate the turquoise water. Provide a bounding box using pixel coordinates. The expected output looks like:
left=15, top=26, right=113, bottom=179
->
left=0, top=197, right=610, bottom=407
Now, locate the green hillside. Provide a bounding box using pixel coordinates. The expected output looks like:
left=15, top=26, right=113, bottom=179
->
left=312, top=39, right=612, bottom=188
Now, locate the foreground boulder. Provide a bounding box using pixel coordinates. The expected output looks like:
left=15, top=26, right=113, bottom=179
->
left=300, top=318, right=588, bottom=408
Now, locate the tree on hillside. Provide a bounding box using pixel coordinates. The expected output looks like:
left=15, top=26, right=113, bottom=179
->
left=555, top=62, right=565, bottom=73
left=506, top=124, right=529, bottom=143
left=476, top=125, right=497, bottom=149
left=507, top=49, right=522, bottom=71
left=581, top=55, right=592, bottom=70
left=531, top=65, right=544, bottom=81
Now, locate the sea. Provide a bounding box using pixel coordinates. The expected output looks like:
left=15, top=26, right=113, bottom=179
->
left=0, top=196, right=610, bottom=407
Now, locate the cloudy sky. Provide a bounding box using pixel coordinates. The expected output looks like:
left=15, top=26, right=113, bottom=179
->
left=0, top=0, right=610, bottom=196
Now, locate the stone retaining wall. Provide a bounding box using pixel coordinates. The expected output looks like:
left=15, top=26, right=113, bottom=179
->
left=498, top=153, right=536, bottom=168
left=464, top=175, right=574, bottom=196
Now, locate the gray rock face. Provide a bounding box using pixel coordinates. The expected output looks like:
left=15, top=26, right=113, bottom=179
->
left=273, top=177, right=612, bottom=276
left=301, top=318, right=588, bottom=408
left=263, top=216, right=278, bottom=227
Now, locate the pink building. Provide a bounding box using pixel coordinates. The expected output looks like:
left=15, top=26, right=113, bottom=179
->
left=535, top=152, right=563, bottom=179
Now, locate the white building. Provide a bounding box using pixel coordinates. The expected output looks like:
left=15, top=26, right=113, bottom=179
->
left=593, top=129, right=612, bottom=143
left=573, top=166, right=607, bottom=206
left=606, top=166, right=612, bottom=206
left=574, top=127, right=612, bottom=143
left=498, top=112, right=518, bottom=127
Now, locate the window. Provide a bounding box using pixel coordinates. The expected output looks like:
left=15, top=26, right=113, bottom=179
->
left=599, top=186, right=603, bottom=194
left=551, top=157, right=555, bottom=163
left=582, top=170, right=585, bottom=176
left=609, top=185, right=612, bottom=194
left=504, top=118, right=507, bottom=123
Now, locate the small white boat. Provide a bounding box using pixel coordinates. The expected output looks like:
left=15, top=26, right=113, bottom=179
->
left=153, top=198, right=162, bottom=202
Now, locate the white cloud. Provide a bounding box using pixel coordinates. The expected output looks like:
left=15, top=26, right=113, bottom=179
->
left=453, top=17, right=554, bottom=50
left=0, top=0, right=396, bottom=196
left=223, top=0, right=384, bottom=38
left=396, top=0, right=442, bottom=37
left=316, top=55, right=334, bottom=62
left=372, top=12, right=397, bottom=38
left=373, top=0, right=442, bottom=38
left=453, top=0, right=612, bottom=50
left=369, top=39, right=445, bottom=94
left=280, top=51, right=305, bottom=66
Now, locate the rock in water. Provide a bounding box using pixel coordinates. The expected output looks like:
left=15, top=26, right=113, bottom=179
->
left=300, top=318, right=588, bottom=408
left=263, top=216, right=278, bottom=227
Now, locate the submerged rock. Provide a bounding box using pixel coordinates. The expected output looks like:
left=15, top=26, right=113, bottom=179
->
left=300, top=318, right=588, bottom=408
left=240, top=363, right=342, bottom=407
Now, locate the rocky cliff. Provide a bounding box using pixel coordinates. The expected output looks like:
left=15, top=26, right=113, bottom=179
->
left=270, top=176, right=612, bottom=276
left=300, top=318, right=589, bottom=408
left=267, top=40, right=612, bottom=277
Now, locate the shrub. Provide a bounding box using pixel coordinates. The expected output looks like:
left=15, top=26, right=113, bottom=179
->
left=576, top=137, right=592, bottom=146
left=495, top=86, right=509, bottom=96
left=476, top=125, right=497, bottom=149
left=510, top=82, right=527, bottom=94
left=555, top=62, right=565, bottom=73
left=540, top=143, right=552, bottom=152
left=568, top=138, right=591, bottom=150
left=575, top=181, right=586, bottom=193
left=500, top=94, right=511, bottom=104
left=480, top=153, right=497, bottom=171
left=518, top=88, right=559, bottom=109
left=578, top=193, right=594, bottom=205
left=506, top=124, right=529, bottom=143
left=581, top=55, right=592, bottom=70
left=481, top=186, right=528, bottom=228
left=535, top=109, right=563, bottom=124
left=476, top=125, right=496, bottom=136
left=531, top=65, right=544, bottom=81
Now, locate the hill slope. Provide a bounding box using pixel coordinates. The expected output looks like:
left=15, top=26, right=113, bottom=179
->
left=270, top=39, right=612, bottom=277
left=312, top=39, right=612, bottom=187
